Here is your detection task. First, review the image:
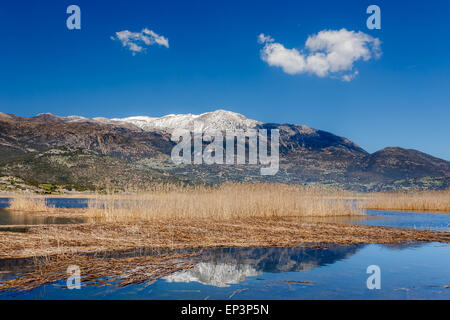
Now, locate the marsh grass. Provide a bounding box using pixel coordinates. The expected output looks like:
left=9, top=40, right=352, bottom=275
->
left=86, top=182, right=361, bottom=222
left=8, top=194, right=54, bottom=212
left=363, top=189, right=450, bottom=213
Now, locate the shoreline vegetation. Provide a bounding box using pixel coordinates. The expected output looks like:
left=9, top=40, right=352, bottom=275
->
left=8, top=195, right=54, bottom=212
left=361, top=190, right=450, bottom=213
left=1, top=183, right=449, bottom=291
left=3, top=184, right=450, bottom=213
left=86, top=183, right=362, bottom=222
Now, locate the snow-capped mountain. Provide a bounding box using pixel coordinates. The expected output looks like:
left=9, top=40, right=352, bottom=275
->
left=1, top=110, right=448, bottom=191
left=64, top=109, right=261, bottom=132
left=111, top=109, right=261, bottom=131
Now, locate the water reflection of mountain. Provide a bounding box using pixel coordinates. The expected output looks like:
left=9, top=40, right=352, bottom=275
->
left=165, top=245, right=364, bottom=287
left=165, top=262, right=260, bottom=287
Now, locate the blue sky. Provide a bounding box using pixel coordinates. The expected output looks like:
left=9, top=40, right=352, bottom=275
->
left=0, top=0, right=449, bottom=160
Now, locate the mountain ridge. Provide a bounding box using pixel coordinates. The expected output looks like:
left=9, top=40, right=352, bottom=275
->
left=0, top=110, right=448, bottom=192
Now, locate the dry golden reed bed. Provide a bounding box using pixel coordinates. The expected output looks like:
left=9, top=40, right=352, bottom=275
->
left=8, top=195, right=54, bottom=212
left=363, top=189, right=450, bottom=213
left=1, top=217, right=448, bottom=260
left=8, top=184, right=449, bottom=217
left=85, top=183, right=361, bottom=222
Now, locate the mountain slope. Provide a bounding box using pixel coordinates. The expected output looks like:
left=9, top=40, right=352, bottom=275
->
left=0, top=112, right=174, bottom=161
left=363, top=147, right=449, bottom=178
left=0, top=147, right=187, bottom=193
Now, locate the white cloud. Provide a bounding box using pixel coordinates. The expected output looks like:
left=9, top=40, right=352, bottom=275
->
left=112, top=28, right=169, bottom=55
left=258, top=28, right=381, bottom=81
left=142, top=28, right=169, bottom=48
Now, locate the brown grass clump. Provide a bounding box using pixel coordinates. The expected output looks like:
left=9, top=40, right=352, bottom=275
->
left=8, top=194, right=54, bottom=212
left=363, top=189, right=450, bottom=213
left=86, top=183, right=361, bottom=222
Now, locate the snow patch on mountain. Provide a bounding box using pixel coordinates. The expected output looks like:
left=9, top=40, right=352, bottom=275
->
left=61, top=110, right=261, bottom=131
left=110, top=109, right=262, bottom=131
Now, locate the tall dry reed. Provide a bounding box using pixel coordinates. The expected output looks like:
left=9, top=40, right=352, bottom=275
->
left=363, top=189, right=450, bottom=213
left=8, top=194, right=53, bottom=212
left=86, top=182, right=361, bottom=222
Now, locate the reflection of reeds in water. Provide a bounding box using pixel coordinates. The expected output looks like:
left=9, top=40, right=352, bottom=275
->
left=86, top=183, right=361, bottom=222
left=8, top=195, right=54, bottom=212
left=363, top=190, right=450, bottom=213
left=0, top=251, right=199, bottom=292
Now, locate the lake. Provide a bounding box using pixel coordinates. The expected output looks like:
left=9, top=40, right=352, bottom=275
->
left=0, top=198, right=448, bottom=299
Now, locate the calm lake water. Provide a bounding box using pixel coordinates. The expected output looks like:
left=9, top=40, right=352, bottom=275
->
left=0, top=198, right=89, bottom=210
left=354, top=210, right=450, bottom=231
left=0, top=198, right=448, bottom=299
left=0, top=243, right=449, bottom=300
